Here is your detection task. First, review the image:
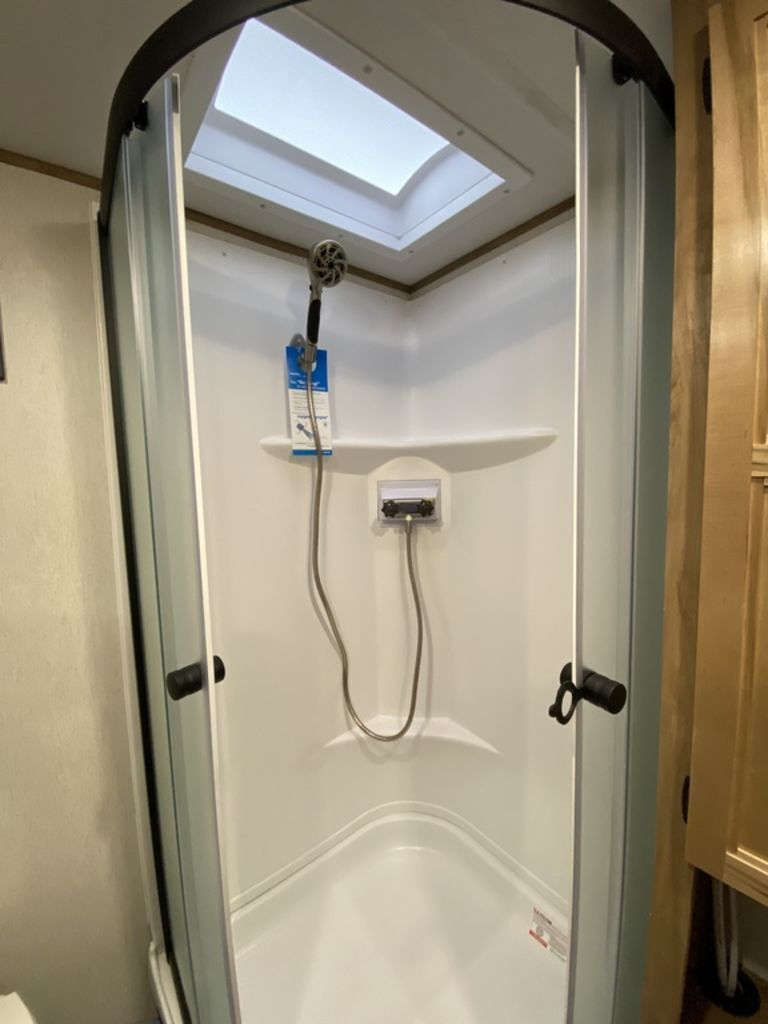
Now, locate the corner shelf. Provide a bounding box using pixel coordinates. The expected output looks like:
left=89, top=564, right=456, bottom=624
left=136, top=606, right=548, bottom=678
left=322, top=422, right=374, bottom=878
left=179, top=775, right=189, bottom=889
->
left=324, top=715, right=499, bottom=755
left=259, top=428, right=557, bottom=474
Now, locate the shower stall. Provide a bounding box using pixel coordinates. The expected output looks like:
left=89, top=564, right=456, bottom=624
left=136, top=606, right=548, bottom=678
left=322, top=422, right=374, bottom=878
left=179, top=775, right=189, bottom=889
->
left=99, top=3, right=674, bottom=1022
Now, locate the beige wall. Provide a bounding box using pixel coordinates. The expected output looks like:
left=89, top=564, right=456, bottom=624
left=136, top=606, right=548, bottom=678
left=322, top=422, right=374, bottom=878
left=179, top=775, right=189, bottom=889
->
left=0, top=163, right=155, bottom=1024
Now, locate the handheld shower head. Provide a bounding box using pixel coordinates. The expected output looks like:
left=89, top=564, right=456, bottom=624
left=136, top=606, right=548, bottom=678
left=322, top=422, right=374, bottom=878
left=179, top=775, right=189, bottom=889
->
left=308, top=240, right=348, bottom=299
left=303, top=241, right=348, bottom=365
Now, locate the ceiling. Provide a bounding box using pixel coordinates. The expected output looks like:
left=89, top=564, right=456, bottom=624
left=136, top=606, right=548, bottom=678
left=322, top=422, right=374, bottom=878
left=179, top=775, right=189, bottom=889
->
left=0, top=0, right=187, bottom=176
left=0, top=0, right=672, bottom=285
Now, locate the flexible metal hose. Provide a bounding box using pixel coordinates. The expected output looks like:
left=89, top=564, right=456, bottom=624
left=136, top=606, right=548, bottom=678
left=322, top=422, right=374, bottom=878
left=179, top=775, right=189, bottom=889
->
left=305, top=371, right=423, bottom=741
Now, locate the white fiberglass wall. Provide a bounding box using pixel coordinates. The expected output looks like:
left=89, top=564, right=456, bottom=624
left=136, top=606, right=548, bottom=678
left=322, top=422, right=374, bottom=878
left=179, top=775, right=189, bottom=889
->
left=190, top=216, right=575, bottom=913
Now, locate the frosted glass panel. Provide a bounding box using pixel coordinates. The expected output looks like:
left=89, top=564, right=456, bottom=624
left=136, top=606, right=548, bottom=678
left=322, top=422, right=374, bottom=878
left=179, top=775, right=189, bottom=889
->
left=570, top=33, right=636, bottom=1021
left=569, top=33, right=673, bottom=1024
left=106, top=141, right=197, bottom=1011
left=613, top=83, right=674, bottom=1022
left=117, top=75, right=240, bottom=1024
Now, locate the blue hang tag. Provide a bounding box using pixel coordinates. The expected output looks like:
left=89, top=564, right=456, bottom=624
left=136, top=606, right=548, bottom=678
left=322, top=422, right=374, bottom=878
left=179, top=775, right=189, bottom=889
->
left=285, top=346, right=333, bottom=456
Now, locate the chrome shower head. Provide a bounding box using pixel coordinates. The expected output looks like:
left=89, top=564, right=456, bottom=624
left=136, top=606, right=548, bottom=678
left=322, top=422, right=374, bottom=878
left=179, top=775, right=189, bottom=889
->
left=308, top=240, right=348, bottom=298
left=300, top=240, right=348, bottom=370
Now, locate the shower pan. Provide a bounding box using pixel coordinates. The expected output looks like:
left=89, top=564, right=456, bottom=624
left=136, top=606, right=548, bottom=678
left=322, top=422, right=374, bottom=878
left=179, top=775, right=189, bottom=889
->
left=98, top=3, right=674, bottom=1023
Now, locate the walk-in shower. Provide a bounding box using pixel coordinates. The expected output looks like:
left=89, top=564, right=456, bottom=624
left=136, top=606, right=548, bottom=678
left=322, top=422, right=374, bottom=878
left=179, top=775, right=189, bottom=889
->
left=99, top=2, right=674, bottom=1022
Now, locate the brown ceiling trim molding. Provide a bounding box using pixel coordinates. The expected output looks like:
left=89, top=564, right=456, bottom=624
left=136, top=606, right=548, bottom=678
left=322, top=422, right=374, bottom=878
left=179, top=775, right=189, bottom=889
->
left=409, top=196, right=576, bottom=294
left=0, top=147, right=101, bottom=192
left=0, top=147, right=402, bottom=293
left=0, top=146, right=572, bottom=298
left=185, top=209, right=412, bottom=295
left=186, top=199, right=574, bottom=297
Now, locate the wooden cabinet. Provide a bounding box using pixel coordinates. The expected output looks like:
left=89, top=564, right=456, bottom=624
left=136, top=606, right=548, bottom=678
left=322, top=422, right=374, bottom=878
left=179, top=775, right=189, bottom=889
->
left=686, top=0, right=768, bottom=909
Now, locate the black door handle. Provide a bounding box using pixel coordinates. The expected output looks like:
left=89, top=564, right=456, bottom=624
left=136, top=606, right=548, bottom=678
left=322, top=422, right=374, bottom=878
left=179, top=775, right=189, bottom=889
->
left=166, top=655, right=226, bottom=701
left=548, top=662, right=627, bottom=725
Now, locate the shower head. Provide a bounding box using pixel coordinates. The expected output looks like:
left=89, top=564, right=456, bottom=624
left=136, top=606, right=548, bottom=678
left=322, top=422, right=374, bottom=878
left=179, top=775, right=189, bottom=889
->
left=302, top=240, right=348, bottom=362
left=308, top=240, right=348, bottom=299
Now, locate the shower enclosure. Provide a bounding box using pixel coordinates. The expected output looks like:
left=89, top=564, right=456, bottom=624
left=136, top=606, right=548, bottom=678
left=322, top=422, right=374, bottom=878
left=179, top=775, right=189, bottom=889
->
left=99, top=3, right=674, bottom=1022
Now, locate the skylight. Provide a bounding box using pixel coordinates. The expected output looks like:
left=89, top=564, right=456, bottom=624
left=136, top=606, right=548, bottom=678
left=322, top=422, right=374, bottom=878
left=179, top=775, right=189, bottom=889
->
left=186, top=16, right=529, bottom=254
left=215, top=20, right=450, bottom=196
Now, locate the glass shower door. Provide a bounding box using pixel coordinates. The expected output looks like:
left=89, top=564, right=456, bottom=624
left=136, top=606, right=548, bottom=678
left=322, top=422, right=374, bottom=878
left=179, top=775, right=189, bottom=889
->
left=567, top=32, right=674, bottom=1024
left=103, top=75, right=240, bottom=1024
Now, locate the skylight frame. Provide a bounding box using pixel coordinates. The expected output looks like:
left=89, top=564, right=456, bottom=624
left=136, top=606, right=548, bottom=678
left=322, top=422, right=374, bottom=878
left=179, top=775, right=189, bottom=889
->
left=184, top=16, right=531, bottom=256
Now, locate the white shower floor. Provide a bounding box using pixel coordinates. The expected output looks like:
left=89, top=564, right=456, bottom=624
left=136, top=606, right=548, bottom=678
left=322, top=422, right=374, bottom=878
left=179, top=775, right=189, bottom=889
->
left=233, top=810, right=568, bottom=1023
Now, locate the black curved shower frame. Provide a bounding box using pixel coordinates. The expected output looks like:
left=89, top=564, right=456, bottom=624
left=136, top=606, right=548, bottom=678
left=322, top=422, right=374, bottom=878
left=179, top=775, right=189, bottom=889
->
left=98, top=0, right=674, bottom=228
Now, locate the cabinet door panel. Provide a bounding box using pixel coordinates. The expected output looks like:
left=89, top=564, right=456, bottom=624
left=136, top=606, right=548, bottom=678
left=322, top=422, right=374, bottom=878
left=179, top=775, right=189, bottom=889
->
left=728, top=485, right=768, bottom=899
left=687, top=0, right=768, bottom=908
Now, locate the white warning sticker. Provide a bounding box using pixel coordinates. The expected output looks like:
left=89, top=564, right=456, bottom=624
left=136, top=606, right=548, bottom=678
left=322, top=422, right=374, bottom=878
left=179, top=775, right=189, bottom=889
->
left=529, top=906, right=568, bottom=962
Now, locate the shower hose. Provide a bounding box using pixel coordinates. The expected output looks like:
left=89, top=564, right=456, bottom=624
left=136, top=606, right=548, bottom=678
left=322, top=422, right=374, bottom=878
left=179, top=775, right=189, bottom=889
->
left=305, top=372, right=424, bottom=741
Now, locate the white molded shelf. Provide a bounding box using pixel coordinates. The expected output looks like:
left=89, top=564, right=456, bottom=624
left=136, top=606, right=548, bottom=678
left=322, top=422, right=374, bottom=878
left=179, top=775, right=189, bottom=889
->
left=259, top=428, right=557, bottom=474
left=324, top=715, right=499, bottom=754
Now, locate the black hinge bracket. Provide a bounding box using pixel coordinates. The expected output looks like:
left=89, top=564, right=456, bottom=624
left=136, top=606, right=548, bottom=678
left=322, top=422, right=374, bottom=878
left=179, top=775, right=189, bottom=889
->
left=702, top=57, right=712, bottom=115
left=133, top=100, right=149, bottom=132
left=121, top=99, right=149, bottom=140
left=612, top=53, right=639, bottom=86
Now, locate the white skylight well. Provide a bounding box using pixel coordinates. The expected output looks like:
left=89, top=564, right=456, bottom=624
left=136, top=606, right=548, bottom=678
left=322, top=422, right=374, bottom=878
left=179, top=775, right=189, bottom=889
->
left=185, top=16, right=530, bottom=254
left=215, top=21, right=450, bottom=196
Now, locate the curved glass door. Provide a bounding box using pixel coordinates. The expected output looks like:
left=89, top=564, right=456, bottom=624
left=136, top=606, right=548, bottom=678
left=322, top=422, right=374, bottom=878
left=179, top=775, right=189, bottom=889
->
left=569, top=32, right=674, bottom=1024
left=104, top=75, right=240, bottom=1024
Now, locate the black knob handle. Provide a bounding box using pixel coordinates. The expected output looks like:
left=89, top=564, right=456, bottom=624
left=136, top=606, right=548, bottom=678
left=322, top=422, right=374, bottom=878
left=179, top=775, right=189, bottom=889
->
left=549, top=663, right=626, bottom=725
left=581, top=669, right=626, bottom=715
left=166, top=656, right=226, bottom=701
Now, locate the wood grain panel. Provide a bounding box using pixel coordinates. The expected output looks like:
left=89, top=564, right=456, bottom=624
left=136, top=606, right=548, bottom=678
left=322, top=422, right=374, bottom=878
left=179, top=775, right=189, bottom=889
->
left=753, top=444, right=768, bottom=478
left=686, top=0, right=768, bottom=912
left=724, top=849, right=768, bottom=905
left=686, top=0, right=762, bottom=880
left=641, top=3, right=715, bottom=1020
left=733, top=487, right=768, bottom=859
